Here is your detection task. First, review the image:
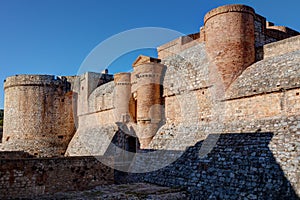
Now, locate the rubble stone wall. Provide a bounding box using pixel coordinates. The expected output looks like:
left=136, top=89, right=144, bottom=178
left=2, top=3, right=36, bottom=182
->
left=0, top=156, right=114, bottom=199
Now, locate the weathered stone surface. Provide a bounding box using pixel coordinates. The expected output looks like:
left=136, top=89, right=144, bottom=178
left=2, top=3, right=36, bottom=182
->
left=2, top=75, right=76, bottom=157
left=226, top=49, right=300, bottom=99
left=0, top=156, right=114, bottom=199
left=124, top=128, right=299, bottom=199
left=1, top=3, right=300, bottom=199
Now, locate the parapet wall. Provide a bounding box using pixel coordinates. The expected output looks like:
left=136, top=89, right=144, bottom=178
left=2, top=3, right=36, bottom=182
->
left=4, top=75, right=68, bottom=89
left=0, top=156, right=114, bottom=199
left=157, top=33, right=203, bottom=59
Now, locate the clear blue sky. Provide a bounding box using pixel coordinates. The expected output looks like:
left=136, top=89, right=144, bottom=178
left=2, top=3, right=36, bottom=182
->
left=0, top=0, right=299, bottom=109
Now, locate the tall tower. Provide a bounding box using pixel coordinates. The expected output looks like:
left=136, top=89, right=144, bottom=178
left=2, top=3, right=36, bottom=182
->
left=114, top=72, right=132, bottom=123
left=132, top=56, right=165, bottom=148
left=2, top=75, right=75, bottom=157
left=204, top=4, right=256, bottom=89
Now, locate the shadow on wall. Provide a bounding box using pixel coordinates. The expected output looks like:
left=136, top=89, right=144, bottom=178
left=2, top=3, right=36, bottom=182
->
left=104, top=127, right=138, bottom=172
left=0, top=151, right=35, bottom=159
left=117, top=133, right=299, bottom=199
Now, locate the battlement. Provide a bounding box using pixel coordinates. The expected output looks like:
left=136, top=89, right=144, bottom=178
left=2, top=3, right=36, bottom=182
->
left=4, top=74, right=69, bottom=90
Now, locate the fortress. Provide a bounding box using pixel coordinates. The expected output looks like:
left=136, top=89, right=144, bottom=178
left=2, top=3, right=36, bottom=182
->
left=0, top=4, right=300, bottom=199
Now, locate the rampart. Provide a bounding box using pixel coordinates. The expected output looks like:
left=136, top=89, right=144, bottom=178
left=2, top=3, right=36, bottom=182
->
left=1, top=4, right=300, bottom=199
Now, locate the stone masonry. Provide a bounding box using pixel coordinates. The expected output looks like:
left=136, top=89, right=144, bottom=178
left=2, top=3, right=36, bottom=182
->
left=1, top=4, right=300, bottom=199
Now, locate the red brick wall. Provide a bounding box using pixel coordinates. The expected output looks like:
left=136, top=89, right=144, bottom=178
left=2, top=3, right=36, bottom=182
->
left=204, top=5, right=255, bottom=89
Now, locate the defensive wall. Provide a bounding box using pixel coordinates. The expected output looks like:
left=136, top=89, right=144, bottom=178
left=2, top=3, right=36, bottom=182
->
left=0, top=156, right=114, bottom=199
left=1, top=4, right=300, bottom=199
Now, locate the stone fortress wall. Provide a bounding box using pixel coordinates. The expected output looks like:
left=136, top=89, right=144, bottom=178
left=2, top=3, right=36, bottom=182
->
left=141, top=5, right=300, bottom=197
left=0, top=156, right=114, bottom=199
left=1, top=75, right=76, bottom=157
left=1, top=4, right=300, bottom=199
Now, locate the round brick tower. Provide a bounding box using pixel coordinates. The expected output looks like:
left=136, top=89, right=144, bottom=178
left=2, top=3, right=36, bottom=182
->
left=204, top=4, right=255, bottom=89
left=2, top=75, right=75, bottom=157
left=132, top=56, right=165, bottom=148
left=114, top=73, right=132, bottom=123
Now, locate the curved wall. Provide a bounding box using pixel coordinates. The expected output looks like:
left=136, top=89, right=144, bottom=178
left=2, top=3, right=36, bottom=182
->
left=204, top=4, right=256, bottom=89
left=114, top=73, right=132, bottom=123
left=133, top=62, right=165, bottom=148
left=3, top=75, right=75, bottom=157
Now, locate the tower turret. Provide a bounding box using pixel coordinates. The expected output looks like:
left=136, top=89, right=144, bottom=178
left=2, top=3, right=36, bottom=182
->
left=204, top=4, right=256, bottom=89
left=2, top=75, right=75, bottom=157
left=114, top=72, right=131, bottom=123
left=132, top=56, right=165, bottom=148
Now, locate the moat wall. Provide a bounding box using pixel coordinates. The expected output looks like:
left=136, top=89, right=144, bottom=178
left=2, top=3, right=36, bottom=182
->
left=0, top=156, right=114, bottom=199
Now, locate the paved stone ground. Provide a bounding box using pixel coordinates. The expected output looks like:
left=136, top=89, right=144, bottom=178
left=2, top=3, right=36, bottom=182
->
left=33, top=183, right=188, bottom=200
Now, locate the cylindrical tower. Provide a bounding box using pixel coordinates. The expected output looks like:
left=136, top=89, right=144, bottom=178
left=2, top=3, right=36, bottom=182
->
left=132, top=56, right=165, bottom=148
left=114, top=73, right=131, bottom=123
left=2, top=75, right=75, bottom=157
left=204, top=4, right=255, bottom=89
